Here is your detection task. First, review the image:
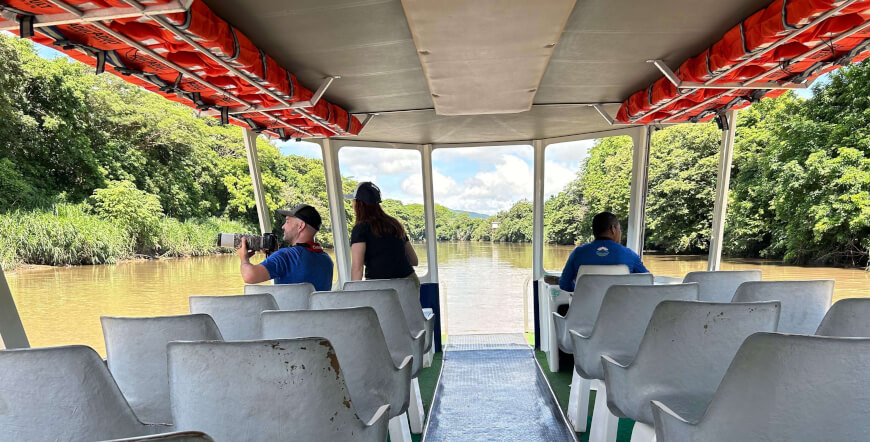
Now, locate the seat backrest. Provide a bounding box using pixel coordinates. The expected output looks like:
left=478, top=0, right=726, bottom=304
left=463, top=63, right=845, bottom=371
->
left=577, top=264, right=630, bottom=277
left=104, top=431, right=215, bottom=441
left=815, top=298, right=870, bottom=337
left=101, top=314, right=223, bottom=424
left=573, top=283, right=698, bottom=379
left=682, top=270, right=762, bottom=302
left=261, top=308, right=401, bottom=421
left=310, top=289, right=414, bottom=370
left=618, top=301, right=780, bottom=424
left=168, top=339, right=387, bottom=442
left=731, top=280, right=833, bottom=334
left=0, top=345, right=148, bottom=441
left=657, top=334, right=870, bottom=441
left=244, top=283, right=314, bottom=310
left=565, top=273, right=653, bottom=335
left=188, top=294, right=278, bottom=340
left=344, top=279, right=425, bottom=336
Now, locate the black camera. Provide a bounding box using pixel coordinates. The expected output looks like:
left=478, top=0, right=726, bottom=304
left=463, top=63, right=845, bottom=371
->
left=217, top=233, right=280, bottom=253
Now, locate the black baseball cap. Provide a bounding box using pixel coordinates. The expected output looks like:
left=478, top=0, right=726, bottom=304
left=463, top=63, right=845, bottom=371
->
left=276, top=204, right=322, bottom=231
left=345, top=181, right=382, bottom=204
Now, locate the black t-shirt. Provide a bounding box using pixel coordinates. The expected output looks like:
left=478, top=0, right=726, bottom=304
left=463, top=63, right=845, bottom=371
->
left=350, top=221, right=414, bottom=280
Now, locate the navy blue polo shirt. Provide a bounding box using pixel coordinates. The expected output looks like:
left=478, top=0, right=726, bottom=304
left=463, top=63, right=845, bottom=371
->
left=558, top=239, right=649, bottom=291
left=260, top=245, right=333, bottom=291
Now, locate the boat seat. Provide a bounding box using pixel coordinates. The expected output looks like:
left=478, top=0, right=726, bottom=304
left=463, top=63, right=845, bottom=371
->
left=731, top=279, right=833, bottom=334
left=602, top=300, right=780, bottom=441
left=102, top=431, right=214, bottom=441
left=553, top=273, right=651, bottom=354
left=188, top=293, right=278, bottom=340
left=0, top=345, right=168, bottom=441
left=651, top=333, right=870, bottom=442
left=101, top=314, right=223, bottom=425
left=310, top=289, right=427, bottom=435
left=682, top=270, right=761, bottom=302
left=551, top=272, right=651, bottom=432
left=344, top=278, right=434, bottom=354
left=167, top=339, right=389, bottom=442
left=815, top=298, right=870, bottom=337
left=261, top=308, right=414, bottom=442
left=244, top=282, right=314, bottom=310
left=569, top=284, right=698, bottom=442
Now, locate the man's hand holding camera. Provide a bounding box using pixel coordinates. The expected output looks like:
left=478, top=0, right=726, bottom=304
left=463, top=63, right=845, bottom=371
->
left=237, top=237, right=257, bottom=264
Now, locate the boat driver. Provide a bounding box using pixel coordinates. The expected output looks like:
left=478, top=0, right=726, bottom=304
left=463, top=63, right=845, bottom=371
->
left=237, top=204, right=334, bottom=291
left=553, top=211, right=649, bottom=291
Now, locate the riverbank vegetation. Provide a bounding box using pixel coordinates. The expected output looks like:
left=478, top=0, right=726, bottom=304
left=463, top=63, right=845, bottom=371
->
left=0, top=34, right=867, bottom=270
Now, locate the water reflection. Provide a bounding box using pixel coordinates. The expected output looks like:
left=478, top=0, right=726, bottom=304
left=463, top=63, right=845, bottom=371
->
left=5, top=243, right=868, bottom=354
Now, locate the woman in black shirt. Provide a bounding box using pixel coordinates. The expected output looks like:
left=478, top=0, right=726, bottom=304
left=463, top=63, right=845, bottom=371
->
left=348, top=182, right=419, bottom=285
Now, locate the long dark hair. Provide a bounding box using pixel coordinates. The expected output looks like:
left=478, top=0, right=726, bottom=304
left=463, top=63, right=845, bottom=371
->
left=353, top=200, right=406, bottom=238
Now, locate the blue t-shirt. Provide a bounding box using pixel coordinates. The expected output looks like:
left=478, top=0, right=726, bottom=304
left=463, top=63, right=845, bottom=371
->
left=558, top=239, right=649, bottom=291
left=260, top=245, right=333, bottom=291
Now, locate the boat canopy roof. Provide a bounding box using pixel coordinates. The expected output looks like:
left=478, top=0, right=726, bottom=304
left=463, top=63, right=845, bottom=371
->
left=4, top=0, right=870, bottom=144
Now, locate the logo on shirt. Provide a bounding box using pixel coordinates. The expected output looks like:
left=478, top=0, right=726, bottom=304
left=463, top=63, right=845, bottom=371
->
left=596, top=246, right=610, bottom=257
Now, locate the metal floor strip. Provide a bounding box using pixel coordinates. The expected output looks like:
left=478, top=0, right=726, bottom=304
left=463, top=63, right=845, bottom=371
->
left=423, top=333, right=577, bottom=441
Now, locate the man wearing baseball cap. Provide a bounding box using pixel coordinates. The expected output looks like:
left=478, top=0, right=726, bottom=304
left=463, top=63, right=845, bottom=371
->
left=238, top=204, right=333, bottom=291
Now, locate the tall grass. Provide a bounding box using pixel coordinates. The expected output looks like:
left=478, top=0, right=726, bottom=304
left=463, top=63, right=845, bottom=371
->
left=0, top=204, right=255, bottom=271
left=158, top=217, right=253, bottom=257
left=0, top=203, right=133, bottom=269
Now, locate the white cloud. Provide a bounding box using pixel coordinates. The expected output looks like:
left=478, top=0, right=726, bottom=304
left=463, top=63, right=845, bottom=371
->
left=546, top=139, right=594, bottom=164
left=426, top=153, right=535, bottom=214
left=338, top=147, right=421, bottom=178
left=545, top=160, right=578, bottom=198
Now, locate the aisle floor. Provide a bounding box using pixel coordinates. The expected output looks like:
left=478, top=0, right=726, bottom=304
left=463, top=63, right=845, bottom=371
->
left=423, top=334, right=577, bottom=441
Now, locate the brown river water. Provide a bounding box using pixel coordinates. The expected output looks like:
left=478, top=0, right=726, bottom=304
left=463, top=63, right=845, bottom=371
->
left=5, top=242, right=868, bottom=355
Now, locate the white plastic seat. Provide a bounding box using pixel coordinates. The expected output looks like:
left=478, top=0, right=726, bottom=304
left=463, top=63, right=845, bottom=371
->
left=103, top=431, right=214, bottom=441
left=344, top=278, right=434, bottom=354
left=652, top=333, right=870, bottom=442
left=310, top=289, right=427, bottom=434
left=815, top=298, right=870, bottom=337
left=188, top=293, right=278, bottom=340
left=682, top=270, right=761, bottom=302
left=244, top=282, right=314, bottom=310
left=167, top=339, right=390, bottom=442
left=553, top=273, right=652, bottom=354
left=569, top=284, right=698, bottom=442
left=551, top=272, right=652, bottom=432
left=0, top=345, right=167, bottom=441
left=602, top=300, right=781, bottom=441
left=731, top=279, right=833, bottom=334
left=101, top=314, right=223, bottom=424
left=261, top=308, right=414, bottom=442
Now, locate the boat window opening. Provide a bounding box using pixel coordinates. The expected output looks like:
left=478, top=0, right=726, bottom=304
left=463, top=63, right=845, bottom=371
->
left=336, top=146, right=428, bottom=278
left=542, top=136, right=634, bottom=273
left=430, top=145, right=534, bottom=336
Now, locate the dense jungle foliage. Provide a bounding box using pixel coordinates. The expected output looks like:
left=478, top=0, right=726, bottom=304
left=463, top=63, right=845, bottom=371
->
left=0, top=35, right=867, bottom=270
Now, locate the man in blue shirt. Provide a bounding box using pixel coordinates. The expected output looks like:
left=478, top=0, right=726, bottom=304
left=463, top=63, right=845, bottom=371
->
left=238, top=204, right=333, bottom=291
left=556, top=211, right=649, bottom=291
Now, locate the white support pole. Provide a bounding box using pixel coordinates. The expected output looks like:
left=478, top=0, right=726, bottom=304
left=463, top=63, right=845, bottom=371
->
left=626, top=126, right=651, bottom=255
left=708, top=109, right=738, bottom=271
left=0, top=266, right=28, bottom=349
left=242, top=127, right=271, bottom=235
left=321, top=139, right=351, bottom=285
left=532, top=140, right=546, bottom=280
left=421, top=144, right=439, bottom=283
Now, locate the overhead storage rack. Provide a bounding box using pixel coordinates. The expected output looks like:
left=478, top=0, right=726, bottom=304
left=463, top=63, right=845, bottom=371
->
left=0, top=0, right=366, bottom=139
left=616, top=0, right=870, bottom=124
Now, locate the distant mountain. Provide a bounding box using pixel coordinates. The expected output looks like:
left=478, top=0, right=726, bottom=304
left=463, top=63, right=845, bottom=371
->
left=450, top=209, right=489, bottom=219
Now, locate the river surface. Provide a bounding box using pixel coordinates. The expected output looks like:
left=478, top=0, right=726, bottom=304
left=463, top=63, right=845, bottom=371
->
left=5, top=242, right=868, bottom=354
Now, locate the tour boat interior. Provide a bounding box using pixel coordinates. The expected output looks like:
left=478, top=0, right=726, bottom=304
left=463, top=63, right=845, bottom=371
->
left=1, top=0, right=870, bottom=441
